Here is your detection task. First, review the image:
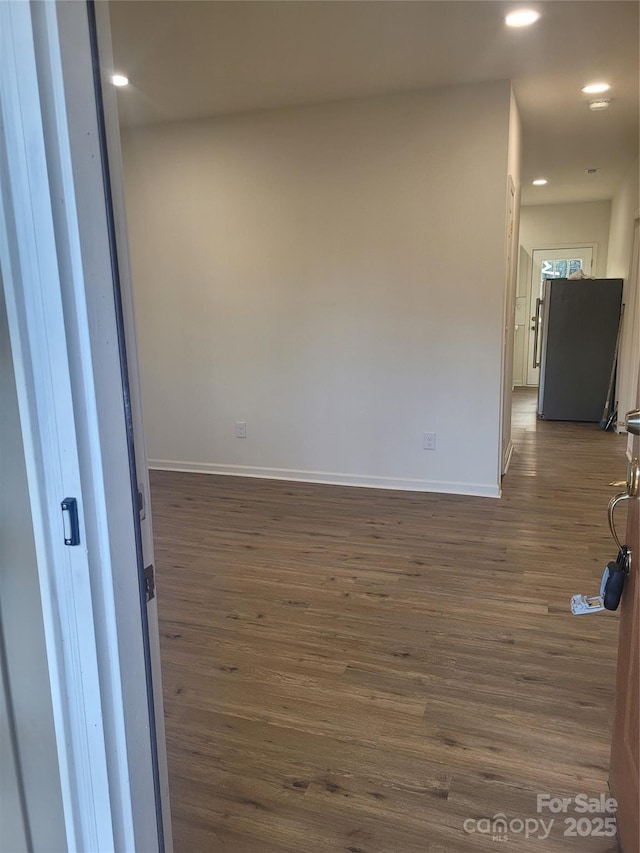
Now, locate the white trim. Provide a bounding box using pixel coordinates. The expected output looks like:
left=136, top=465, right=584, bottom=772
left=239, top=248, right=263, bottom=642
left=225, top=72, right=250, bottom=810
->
left=148, top=459, right=501, bottom=498
left=500, top=171, right=519, bottom=479
left=502, top=439, right=514, bottom=475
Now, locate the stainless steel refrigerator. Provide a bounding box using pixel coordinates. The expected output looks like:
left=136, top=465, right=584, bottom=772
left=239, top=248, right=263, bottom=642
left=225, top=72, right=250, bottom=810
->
left=534, top=278, right=623, bottom=421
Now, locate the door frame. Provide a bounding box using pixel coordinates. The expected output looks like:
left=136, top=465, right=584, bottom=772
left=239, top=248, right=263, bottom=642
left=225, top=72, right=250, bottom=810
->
left=0, top=3, right=115, bottom=846
left=500, top=175, right=519, bottom=476
left=0, top=1, right=171, bottom=849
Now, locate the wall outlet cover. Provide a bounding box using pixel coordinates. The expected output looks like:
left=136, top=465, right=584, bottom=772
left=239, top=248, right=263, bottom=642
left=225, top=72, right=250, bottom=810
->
left=423, top=432, right=436, bottom=450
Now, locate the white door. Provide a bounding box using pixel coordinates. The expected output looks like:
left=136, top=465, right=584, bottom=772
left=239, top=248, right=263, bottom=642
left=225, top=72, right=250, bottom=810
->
left=526, top=246, right=594, bottom=385
left=0, top=1, right=171, bottom=849
left=0, top=282, right=67, bottom=852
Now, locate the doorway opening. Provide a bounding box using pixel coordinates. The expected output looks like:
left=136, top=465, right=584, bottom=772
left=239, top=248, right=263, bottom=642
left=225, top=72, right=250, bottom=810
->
left=513, top=244, right=596, bottom=389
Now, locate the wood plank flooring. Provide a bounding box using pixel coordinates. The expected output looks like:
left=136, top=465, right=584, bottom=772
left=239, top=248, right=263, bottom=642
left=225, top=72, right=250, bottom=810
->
left=150, top=389, right=628, bottom=852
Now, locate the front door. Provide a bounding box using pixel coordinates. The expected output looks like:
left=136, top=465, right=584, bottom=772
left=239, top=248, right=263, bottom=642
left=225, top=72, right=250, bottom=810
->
left=526, top=246, right=594, bottom=385
left=609, top=384, right=640, bottom=851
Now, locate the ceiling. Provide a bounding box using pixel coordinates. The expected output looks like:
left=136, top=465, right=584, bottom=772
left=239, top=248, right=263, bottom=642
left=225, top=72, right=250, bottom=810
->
left=109, top=1, right=639, bottom=206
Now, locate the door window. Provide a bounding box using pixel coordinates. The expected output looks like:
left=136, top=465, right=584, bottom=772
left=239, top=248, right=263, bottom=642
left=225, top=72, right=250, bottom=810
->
left=540, top=258, right=584, bottom=280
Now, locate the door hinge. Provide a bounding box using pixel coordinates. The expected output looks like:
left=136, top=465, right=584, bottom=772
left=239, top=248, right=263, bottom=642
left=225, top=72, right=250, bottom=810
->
left=144, top=564, right=155, bottom=602
left=137, top=484, right=146, bottom=521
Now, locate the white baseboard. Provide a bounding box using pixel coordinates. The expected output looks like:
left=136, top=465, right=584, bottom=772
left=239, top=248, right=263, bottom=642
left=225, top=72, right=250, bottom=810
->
left=502, top=440, right=514, bottom=475
left=148, top=459, right=501, bottom=498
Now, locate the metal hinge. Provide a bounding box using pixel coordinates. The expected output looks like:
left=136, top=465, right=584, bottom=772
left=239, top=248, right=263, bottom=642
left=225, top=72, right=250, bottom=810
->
left=144, top=564, right=155, bottom=602
left=137, top=483, right=146, bottom=521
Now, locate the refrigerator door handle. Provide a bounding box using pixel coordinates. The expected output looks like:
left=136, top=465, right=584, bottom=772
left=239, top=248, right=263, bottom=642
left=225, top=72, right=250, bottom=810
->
left=532, top=297, right=543, bottom=368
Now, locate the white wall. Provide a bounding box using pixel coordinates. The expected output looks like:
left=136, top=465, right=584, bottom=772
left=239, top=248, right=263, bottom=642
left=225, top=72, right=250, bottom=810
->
left=519, top=201, right=612, bottom=277
left=122, top=82, right=514, bottom=496
left=607, top=158, right=639, bottom=280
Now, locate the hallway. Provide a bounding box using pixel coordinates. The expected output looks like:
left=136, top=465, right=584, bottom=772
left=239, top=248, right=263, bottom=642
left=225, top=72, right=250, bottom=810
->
left=151, top=389, right=626, bottom=851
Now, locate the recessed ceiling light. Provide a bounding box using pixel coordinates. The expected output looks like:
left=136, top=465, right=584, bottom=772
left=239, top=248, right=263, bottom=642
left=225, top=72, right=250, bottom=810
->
left=111, top=74, right=129, bottom=87
left=505, top=9, right=540, bottom=27
left=532, top=178, right=548, bottom=186
left=581, top=83, right=611, bottom=95
left=589, top=99, right=611, bottom=112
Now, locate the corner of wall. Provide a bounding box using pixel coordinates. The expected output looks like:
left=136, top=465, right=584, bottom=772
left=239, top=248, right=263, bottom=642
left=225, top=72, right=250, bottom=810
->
left=606, top=157, right=640, bottom=280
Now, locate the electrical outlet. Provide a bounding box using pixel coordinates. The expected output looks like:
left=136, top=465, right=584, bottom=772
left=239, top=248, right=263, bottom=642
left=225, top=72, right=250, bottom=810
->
left=423, top=431, right=436, bottom=451
left=235, top=421, right=247, bottom=439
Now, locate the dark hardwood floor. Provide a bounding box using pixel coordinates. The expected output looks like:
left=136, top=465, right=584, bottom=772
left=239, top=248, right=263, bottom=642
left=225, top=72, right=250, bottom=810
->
left=150, top=389, right=628, bottom=851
